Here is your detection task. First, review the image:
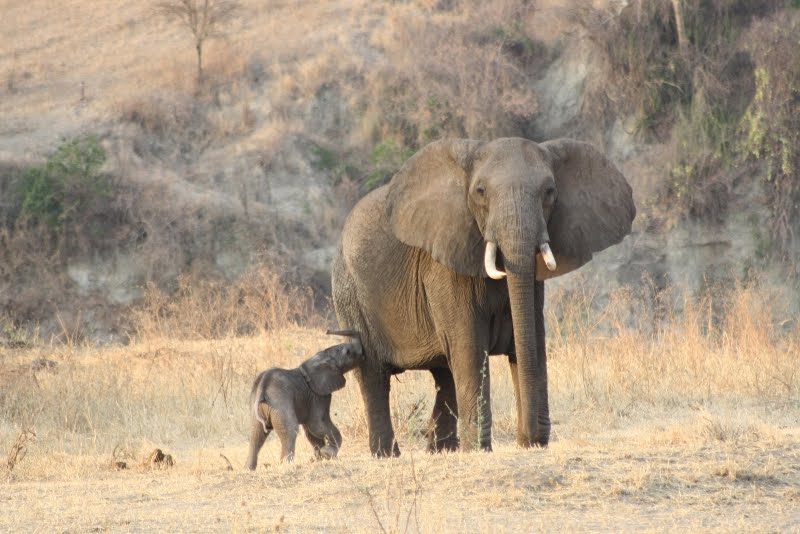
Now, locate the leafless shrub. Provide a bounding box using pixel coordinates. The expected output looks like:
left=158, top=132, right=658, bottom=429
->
left=581, top=0, right=775, bottom=132
left=117, top=93, right=215, bottom=161
left=579, top=1, right=689, bottom=133
left=339, top=452, right=424, bottom=534
left=0, top=225, right=68, bottom=324
left=340, top=462, right=389, bottom=534
left=154, top=0, right=241, bottom=84
left=5, top=428, right=36, bottom=474
left=54, top=309, right=85, bottom=348
left=360, top=2, right=539, bottom=150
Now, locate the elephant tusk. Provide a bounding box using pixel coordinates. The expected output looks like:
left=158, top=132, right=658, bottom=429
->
left=484, top=241, right=507, bottom=280
left=539, top=243, right=557, bottom=271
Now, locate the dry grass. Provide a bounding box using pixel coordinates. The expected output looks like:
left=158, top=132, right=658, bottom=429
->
left=131, top=265, right=323, bottom=340
left=1, top=281, right=798, bottom=531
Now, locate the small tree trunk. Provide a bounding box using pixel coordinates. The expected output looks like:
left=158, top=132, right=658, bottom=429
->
left=196, top=41, right=204, bottom=83
left=671, top=0, right=687, bottom=51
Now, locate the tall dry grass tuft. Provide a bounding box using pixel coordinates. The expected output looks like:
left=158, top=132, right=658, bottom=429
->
left=5, top=428, right=36, bottom=475
left=544, top=276, right=799, bottom=422
left=131, top=265, right=322, bottom=341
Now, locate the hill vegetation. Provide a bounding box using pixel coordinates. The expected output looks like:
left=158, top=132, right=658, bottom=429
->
left=0, top=0, right=798, bottom=338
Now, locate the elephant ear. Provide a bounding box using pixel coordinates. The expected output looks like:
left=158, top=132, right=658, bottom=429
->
left=538, top=138, right=635, bottom=280
left=385, top=139, right=486, bottom=277
left=301, top=353, right=346, bottom=396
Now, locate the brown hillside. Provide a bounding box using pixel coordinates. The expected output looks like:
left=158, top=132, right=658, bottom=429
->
left=1, top=0, right=798, bottom=336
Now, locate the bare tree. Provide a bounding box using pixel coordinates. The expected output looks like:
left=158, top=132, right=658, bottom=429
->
left=155, top=0, right=240, bottom=82
left=670, top=0, right=686, bottom=51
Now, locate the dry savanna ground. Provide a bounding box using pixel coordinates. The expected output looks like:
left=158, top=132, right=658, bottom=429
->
left=2, top=283, right=799, bottom=533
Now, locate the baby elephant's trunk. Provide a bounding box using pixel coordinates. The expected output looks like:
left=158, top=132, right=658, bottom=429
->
left=326, top=329, right=363, bottom=355
left=326, top=328, right=361, bottom=339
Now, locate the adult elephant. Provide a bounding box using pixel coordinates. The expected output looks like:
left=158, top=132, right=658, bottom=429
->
left=332, top=137, right=635, bottom=456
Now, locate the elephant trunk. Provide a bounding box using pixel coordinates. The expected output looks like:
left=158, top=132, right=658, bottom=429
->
left=489, top=191, right=551, bottom=446
left=506, top=270, right=550, bottom=447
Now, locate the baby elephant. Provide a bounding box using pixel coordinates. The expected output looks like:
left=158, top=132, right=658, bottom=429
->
left=246, top=330, right=363, bottom=470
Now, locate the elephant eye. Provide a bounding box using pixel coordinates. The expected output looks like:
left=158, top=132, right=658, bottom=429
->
left=476, top=185, right=486, bottom=196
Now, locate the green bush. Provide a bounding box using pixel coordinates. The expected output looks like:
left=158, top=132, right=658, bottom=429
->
left=739, top=16, right=800, bottom=258
left=17, top=136, right=108, bottom=227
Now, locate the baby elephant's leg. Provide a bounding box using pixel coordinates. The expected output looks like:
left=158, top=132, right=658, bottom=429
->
left=321, top=424, right=343, bottom=459
left=246, top=415, right=271, bottom=470
left=303, top=427, right=326, bottom=459
left=272, top=411, right=299, bottom=462
left=309, top=418, right=342, bottom=459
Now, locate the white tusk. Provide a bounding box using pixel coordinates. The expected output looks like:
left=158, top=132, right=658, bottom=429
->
left=539, top=243, right=557, bottom=271
left=484, top=241, right=507, bottom=280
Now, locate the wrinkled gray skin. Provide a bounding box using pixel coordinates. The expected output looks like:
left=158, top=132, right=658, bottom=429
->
left=246, top=340, right=363, bottom=470
left=332, top=137, right=635, bottom=456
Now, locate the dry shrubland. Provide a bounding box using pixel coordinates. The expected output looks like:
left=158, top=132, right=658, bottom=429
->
left=583, top=1, right=800, bottom=243
left=1, top=278, right=798, bottom=531
left=361, top=1, right=541, bottom=147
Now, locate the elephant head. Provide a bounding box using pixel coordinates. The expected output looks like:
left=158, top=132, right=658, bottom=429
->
left=300, top=341, right=364, bottom=396
left=385, top=137, right=635, bottom=446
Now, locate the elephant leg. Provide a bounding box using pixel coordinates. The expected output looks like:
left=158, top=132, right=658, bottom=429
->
left=303, top=427, right=326, bottom=459
left=308, top=418, right=342, bottom=459
left=426, top=367, right=459, bottom=452
left=355, top=364, right=400, bottom=457
left=246, top=418, right=271, bottom=470
left=450, top=349, right=492, bottom=451
left=272, top=411, right=299, bottom=463
left=507, top=353, right=523, bottom=441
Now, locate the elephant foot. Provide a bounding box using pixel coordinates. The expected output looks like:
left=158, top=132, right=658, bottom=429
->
left=317, top=445, right=338, bottom=460
left=371, top=441, right=401, bottom=458
left=516, top=434, right=549, bottom=448
left=426, top=434, right=459, bottom=454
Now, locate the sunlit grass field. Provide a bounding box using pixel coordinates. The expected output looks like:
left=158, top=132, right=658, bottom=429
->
left=2, top=281, right=798, bottom=532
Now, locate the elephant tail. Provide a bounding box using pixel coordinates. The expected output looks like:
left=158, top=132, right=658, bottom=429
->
left=254, top=398, right=271, bottom=434
left=252, top=371, right=273, bottom=434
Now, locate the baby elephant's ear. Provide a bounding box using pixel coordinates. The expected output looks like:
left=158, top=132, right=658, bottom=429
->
left=301, top=354, right=346, bottom=396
